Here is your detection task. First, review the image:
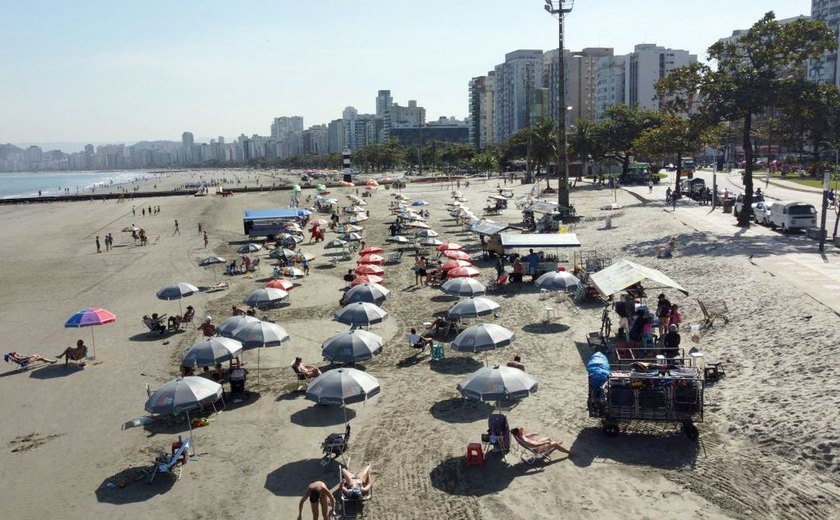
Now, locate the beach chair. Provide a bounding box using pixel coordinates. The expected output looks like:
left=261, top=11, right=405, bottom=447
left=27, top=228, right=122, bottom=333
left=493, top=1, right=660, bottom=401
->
left=149, top=438, right=191, bottom=483
left=482, top=413, right=510, bottom=456
left=487, top=274, right=508, bottom=293
left=142, top=316, right=167, bottom=336
left=337, top=463, right=373, bottom=518
left=385, top=251, right=403, bottom=264
left=291, top=365, right=314, bottom=391
left=322, top=424, right=351, bottom=465
left=697, top=299, right=730, bottom=327
left=511, top=430, right=560, bottom=465
left=3, top=353, right=37, bottom=371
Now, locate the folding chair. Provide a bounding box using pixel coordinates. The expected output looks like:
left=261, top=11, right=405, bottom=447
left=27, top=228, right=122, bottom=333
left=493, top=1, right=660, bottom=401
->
left=149, top=438, right=191, bottom=483
left=337, top=462, right=373, bottom=518
left=322, top=424, right=351, bottom=466
left=511, top=431, right=563, bottom=465
left=482, top=413, right=510, bottom=458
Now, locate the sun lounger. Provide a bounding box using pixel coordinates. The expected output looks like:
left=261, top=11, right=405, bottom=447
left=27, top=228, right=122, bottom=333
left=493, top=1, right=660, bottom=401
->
left=337, top=462, right=372, bottom=518
left=149, top=437, right=191, bottom=483
left=322, top=424, right=351, bottom=465
left=697, top=299, right=730, bottom=327
left=511, top=431, right=559, bottom=465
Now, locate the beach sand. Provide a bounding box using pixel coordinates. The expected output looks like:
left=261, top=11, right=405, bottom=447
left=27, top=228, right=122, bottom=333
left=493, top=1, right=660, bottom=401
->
left=0, top=170, right=838, bottom=520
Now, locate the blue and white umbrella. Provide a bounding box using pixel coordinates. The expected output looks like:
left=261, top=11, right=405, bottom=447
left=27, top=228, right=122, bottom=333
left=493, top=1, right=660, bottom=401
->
left=457, top=365, right=538, bottom=402
left=335, top=302, right=388, bottom=327
left=412, top=199, right=429, bottom=206
left=321, top=330, right=384, bottom=364
left=306, top=368, right=380, bottom=406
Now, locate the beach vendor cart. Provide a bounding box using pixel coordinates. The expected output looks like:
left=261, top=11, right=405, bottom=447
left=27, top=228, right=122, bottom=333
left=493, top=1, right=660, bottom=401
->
left=483, top=195, right=508, bottom=215
left=485, top=233, right=581, bottom=278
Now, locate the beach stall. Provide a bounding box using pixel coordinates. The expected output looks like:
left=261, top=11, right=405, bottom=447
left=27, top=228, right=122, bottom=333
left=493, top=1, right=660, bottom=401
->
left=485, top=233, right=581, bottom=276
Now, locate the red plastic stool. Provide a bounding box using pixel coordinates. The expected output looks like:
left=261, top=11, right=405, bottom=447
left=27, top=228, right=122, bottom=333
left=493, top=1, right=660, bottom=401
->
left=466, top=443, right=484, bottom=468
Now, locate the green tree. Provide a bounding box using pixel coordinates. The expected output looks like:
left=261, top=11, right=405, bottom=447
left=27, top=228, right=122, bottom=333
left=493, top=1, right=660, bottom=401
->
left=597, top=104, right=661, bottom=174
left=634, top=114, right=712, bottom=194
left=658, top=11, right=835, bottom=225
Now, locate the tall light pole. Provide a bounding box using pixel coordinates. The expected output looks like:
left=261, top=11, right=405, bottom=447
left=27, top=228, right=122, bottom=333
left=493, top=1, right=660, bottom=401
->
left=544, top=0, right=575, bottom=208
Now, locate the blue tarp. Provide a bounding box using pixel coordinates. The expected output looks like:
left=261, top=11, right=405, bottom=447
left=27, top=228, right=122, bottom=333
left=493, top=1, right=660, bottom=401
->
left=243, top=209, right=301, bottom=220
left=587, top=352, right=611, bottom=387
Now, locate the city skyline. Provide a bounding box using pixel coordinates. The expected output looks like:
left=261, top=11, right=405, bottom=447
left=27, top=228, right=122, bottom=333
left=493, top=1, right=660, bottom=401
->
left=1, top=0, right=809, bottom=146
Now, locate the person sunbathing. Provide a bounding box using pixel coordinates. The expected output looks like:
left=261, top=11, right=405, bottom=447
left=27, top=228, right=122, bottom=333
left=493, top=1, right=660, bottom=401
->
left=56, top=340, right=88, bottom=365
left=4, top=352, right=57, bottom=367
left=511, top=427, right=571, bottom=455
left=657, top=237, right=677, bottom=258
left=406, top=328, right=433, bottom=349
left=292, top=357, right=321, bottom=378
left=340, top=464, right=373, bottom=499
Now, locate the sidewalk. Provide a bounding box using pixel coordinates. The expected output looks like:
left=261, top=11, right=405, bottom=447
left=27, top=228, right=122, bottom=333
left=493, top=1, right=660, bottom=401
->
left=719, top=168, right=825, bottom=194
left=622, top=183, right=840, bottom=316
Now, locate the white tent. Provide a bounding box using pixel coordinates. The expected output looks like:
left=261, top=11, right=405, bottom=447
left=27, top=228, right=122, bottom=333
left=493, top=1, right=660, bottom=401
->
left=588, top=259, right=688, bottom=297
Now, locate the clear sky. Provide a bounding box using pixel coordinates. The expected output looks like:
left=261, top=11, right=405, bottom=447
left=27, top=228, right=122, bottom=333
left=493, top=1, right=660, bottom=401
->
left=0, top=0, right=811, bottom=147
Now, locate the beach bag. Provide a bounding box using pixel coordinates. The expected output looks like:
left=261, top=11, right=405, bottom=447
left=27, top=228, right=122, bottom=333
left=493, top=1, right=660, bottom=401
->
left=587, top=352, right=611, bottom=388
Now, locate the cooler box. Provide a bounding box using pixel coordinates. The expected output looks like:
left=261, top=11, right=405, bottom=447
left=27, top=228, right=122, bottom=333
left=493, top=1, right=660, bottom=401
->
left=230, top=368, right=246, bottom=394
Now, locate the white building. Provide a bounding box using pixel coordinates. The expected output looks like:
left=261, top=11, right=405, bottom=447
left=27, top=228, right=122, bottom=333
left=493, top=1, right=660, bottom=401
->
left=625, top=44, right=696, bottom=111
left=595, top=56, right=627, bottom=118
left=493, top=49, right=544, bottom=143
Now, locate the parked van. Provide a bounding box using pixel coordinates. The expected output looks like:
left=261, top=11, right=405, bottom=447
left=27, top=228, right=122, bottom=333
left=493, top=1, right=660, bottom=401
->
left=767, top=201, right=817, bottom=232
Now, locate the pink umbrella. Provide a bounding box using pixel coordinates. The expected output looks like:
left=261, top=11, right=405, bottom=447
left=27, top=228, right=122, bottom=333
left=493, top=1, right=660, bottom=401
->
left=359, top=246, right=384, bottom=255
left=351, top=274, right=384, bottom=286
left=64, top=307, right=117, bottom=359
left=355, top=264, right=385, bottom=276
left=448, top=266, right=481, bottom=278
left=358, top=254, right=385, bottom=266
left=265, top=278, right=294, bottom=291
left=436, top=242, right=463, bottom=252
left=443, top=250, right=472, bottom=261
left=443, top=259, right=473, bottom=271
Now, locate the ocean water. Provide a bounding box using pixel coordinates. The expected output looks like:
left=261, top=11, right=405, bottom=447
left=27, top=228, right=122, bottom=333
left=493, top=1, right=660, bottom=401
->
left=0, top=170, right=162, bottom=199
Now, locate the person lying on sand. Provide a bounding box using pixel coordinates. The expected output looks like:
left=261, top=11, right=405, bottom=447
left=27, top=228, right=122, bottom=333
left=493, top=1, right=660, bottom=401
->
left=298, top=480, right=335, bottom=520
left=4, top=352, right=57, bottom=367
left=56, top=340, right=87, bottom=365
left=512, top=427, right=571, bottom=455
left=340, top=464, right=373, bottom=499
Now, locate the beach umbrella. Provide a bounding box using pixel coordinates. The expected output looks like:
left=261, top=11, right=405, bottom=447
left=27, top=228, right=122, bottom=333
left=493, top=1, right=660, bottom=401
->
left=231, top=320, right=291, bottom=384
left=345, top=224, right=364, bottom=233
left=359, top=246, right=384, bottom=255
left=457, top=365, right=538, bottom=402
left=452, top=324, right=515, bottom=364
left=237, top=243, right=262, bottom=254
left=349, top=214, right=369, bottom=223
left=316, top=183, right=327, bottom=191
left=265, top=278, right=294, bottom=291
left=292, top=251, right=315, bottom=262
left=443, top=259, right=473, bottom=271
left=296, top=209, right=312, bottom=218
left=145, top=376, right=223, bottom=454
left=156, top=282, right=199, bottom=315
left=351, top=205, right=367, bottom=213
left=122, top=225, right=140, bottom=232
left=420, top=237, right=444, bottom=247
left=414, top=229, right=439, bottom=238
left=535, top=271, right=581, bottom=292
left=386, top=235, right=411, bottom=244
left=407, top=213, right=425, bottom=221
left=340, top=232, right=363, bottom=242
left=321, top=330, right=384, bottom=364
left=282, top=266, right=306, bottom=278
left=311, top=218, right=329, bottom=227
left=355, top=264, right=385, bottom=276
left=244, top=288, right=289, bottom=309
left=412, top=200, right=429, bottom=206
left=344, top=283, right=390, bottom=304
left=182, top=337, right=243, bottom=368
left=292, top=184, right=302, bottom=193
left=284, top=223, right=303, bottom=233
left=365, top=179, right=379, bottom=187
left=199, top=256, right=226, bottom=267
left=436, top=242, right=463, bottom=252
left=347, top=195, right=365, bottom=205
left=448, top=265, right=481, bottom=278
left=358, top=254, right=385, bottom=265
left=440, top=277, right=486, bottom=297
left=335, top=302, right=388, bottom=327
left=306, top=367, right=380, bottom=406
left=447, top=297, right=500, bottom=319
left=443, top=250, right=472, bottom=261
left=325, top=239, right=348, bottom=250
left=64, top=307, right=116, bottom=359
left=351, top=274, right=383, bottom=286
left=217, top=315, right=261, bottom=337
left=408, top=221, right=431, bottom=229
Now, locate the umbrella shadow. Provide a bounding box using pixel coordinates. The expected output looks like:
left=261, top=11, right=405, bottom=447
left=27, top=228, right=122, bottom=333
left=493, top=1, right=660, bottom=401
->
left=396, top=353, right=427, bottom=368
left=429, top=455, right=539, bottom=496
left=429, top=356, right=483, bottom=375
left=224, top=391, right=262, bottom=411
left=568, top=426, right=700, bottom=469
left=314, top=264, right=337, bottom=270
left=290, top=405, right=356, bottom=427
left=430, top=295, right=458, bottom=303
left=95, top=465, right=175, bottom=503
left=28, top=364, right=86, bottom=379
left=429, top=398, right=492, bottom=423
left=265, top=458, right=341, bottom=496
left=521, top=323, right=570, bottom=335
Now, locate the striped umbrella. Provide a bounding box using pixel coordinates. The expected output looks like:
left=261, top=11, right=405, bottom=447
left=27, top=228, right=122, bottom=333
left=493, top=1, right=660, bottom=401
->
left=64, top=307, right=116, bottom=359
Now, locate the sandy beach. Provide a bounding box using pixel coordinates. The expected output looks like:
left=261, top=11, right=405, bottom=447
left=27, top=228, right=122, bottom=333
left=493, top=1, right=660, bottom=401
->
left=0, top=169, right=838, bottom=520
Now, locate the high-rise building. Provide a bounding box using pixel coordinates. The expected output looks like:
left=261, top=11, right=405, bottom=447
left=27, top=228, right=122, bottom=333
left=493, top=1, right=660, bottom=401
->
left=568, top=48, right=614, bottom=124
left=328, top=119, right=346, bottom=153
left=595, top=56, right=627, bottom=118
left=625, top=44, right=696, bottom=110
left=493, top=49, right=545, bottom=144
left=182, top=132, right=194, bottom=148
left=810, top=3, right=837, bottom=85
left=468, top=76, right=487, bottom=150
left=376, top=90, right=393, bottom=118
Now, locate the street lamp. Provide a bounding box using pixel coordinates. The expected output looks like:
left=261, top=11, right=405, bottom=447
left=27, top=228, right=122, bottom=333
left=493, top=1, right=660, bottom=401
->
left=544, top=0, right=575, bottom=209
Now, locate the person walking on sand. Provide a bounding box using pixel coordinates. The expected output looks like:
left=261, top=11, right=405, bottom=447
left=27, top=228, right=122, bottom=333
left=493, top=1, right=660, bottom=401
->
left=96, top=236, right=101, bottom=253
left=203, top=231, right=209, bottom=248
left=297, top=480, right=334, bottom=520
left=198, top=222, right=202, bottom=234
left=132, top=205, right=136, bottom=217
left=173, top=219, right=180, bottom=236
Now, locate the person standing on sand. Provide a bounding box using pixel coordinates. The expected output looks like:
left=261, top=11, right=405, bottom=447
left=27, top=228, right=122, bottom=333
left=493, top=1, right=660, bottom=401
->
left=198, top=223, right=202, bottom=234
left=297, top=481, right=334, bottom=520
left=132, top=205, right=136, bottom=217
left=173, top=220, right=180, bottom=236
left=142, top=208, right=145, bottom=217
left=203, top=231, right=209, bottom=248
left=96, top=236, right=101, bottom=253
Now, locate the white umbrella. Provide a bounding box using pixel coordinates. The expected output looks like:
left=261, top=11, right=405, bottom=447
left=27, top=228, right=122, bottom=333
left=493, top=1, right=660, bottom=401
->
left=440, top=278, right=486, bottom=297
left=386, top=235, right=411, bottom=244
left=340, top=232, right=363, bottom=242
left=231, top=320, right=290, bottom=384
left=306, top=368, right=381, bottom=425
left=344, top=283, right=390, bottom=304
left=535, top=271, right=581, bottom=292
left=156, top=282, right=200, bottom=315
left=199, top=256, right=226, bottom=267
left=145, top=376, right=223, bottom=454
left=244, top=288, right=289, bottom=309
left=182, top=337, right=243, bottom=368
left=217, top=315, right=260, bottom=337
left=238, top=243, right=262, bottom=254
left=420, top=237, right=444, bottom=246
left=457, top=365, right=538, bottom=402
left=446, top=297, right=500, bottom=320
left=414, top=229, right=439, bottom=238
left=452, top=323, right=515, bottom=364
left=334, top=302, right=388, bottom=327
left=321, top=330, right=384, bottom=364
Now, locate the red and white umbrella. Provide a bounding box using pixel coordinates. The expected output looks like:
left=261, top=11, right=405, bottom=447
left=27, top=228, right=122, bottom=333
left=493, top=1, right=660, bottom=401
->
left=443, top=259, right=473, bottom=271
left=448, top=266, right=481, bottom=278
left=265, top=278, right=294, bottom=291
left=358, top=254, right=385, bottom=266
left=359, top=246, right=384, bottom=255
left=351, top=274, right=383, bottom=286
left=443, top=250, right=472, bottom=261
left=355, top=264, right=385, bottom=276
left=436, top=242, right=463, bottom=252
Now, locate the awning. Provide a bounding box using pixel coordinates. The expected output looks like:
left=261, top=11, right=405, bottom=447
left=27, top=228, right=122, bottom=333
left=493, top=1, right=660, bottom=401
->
left=471, top=222, right=510, bottom=235
left=588, top=259, right=688, bottom=297
left=499, top=233, right=581, bottom=250
left=524, top=202, right=559, bottom=214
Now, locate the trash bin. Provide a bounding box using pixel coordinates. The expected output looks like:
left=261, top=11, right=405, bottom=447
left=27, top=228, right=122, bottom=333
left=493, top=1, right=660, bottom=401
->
left=229, top=368, right=246, bottom=395
left=722, top=199, right=734, bottom=214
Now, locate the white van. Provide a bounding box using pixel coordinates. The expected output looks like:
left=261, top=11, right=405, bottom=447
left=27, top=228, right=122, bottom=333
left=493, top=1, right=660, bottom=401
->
left=767, top=201, right=817, bottom=232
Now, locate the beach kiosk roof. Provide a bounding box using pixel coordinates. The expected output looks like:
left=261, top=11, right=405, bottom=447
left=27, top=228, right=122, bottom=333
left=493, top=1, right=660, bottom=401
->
left=243, top=208, right=301, bottom=220
left=588, top=259, right=689, bottom=297
left=471, top=222, right=511, bottom=235
left=499, top=233, right=581, bottom=251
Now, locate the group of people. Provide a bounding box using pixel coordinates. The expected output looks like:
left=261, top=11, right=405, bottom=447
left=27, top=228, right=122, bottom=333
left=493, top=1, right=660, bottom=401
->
left=145, top=306, right=195, bottom=335
left=618, top=293, right=684, bottom=358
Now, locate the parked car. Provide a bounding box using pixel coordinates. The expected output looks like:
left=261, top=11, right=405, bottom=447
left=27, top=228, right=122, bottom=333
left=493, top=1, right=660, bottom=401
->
left=733, top=193, right=765, bottom=219
left=767, top=201, right=817, bottom=232
left=753, top=200, right=773, bottom=225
